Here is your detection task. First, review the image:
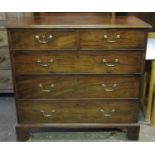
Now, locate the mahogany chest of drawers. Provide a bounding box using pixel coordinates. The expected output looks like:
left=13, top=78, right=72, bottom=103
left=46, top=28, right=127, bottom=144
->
left=7, top=15, right=151, bottom=141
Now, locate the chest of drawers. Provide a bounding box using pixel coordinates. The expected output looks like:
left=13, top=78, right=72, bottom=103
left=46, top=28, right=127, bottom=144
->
left=7, top=15, right=151, bottom=141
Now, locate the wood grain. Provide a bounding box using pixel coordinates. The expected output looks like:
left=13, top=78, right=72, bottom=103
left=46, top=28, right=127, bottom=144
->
left=13, top=51, right=144, bottom=74
left=7, top=15, right=151, bottom=141
left=17, top=99, right=138, bottom=123
left=6, top=16, right=151, bottom=29
left=15, top=75, right=140, bottom=99
left=80, top=29, right=146, bottom=50
left=9, top=29, right=77, bottom=50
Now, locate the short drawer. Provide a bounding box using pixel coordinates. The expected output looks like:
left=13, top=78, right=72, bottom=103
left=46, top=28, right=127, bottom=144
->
left=17, top=100, right=138, bottom=123
left=13, top=51, right=144, bottom=74
left=8, top=29, right=77, bottom=50
left=15, top=75, right=140, bottom=99
left=0, top=30, right=8, bottom=46
left=0, top=47, right=10, bottom=68
left=0, top=69, right=13, bottom=90
left=80, top=29, right=146, bottom=50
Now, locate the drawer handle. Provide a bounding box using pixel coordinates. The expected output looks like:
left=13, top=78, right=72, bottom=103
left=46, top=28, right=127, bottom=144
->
left=100, top=108, right=116, bottom=117
left=36, top=58, right=54, bottom=67
left=102, top=58, right=119, bottom=67
left=0, top=77, right=10, bottom=83
left=40, top=109, right=55, bottom=118
left=100, top=108, right=116, bottom=113
left=38, top=83, right=55, bottom=93
left=35, top=34, right=53, bottom=44
left=0, top=56, right=7, bottom=63
left=104, top=114, right=112, bottom=117
left=101, top=83, right=118, bottom=92
left=103, top=34, right=120, bottom=43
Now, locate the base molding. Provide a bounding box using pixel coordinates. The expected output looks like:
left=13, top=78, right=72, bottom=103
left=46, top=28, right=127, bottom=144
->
left=16, top=123, right=140, bottom=141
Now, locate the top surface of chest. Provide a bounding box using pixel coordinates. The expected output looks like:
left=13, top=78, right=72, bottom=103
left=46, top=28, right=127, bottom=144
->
left=6, top=15, right=151, bottom=29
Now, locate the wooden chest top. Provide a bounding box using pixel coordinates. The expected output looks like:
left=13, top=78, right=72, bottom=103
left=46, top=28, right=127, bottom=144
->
left=6, top=16, right=151, bottom=29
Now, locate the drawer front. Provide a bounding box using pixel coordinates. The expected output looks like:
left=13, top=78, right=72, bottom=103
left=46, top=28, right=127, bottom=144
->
left=16, top=75, right=140, bottom=99
left=0, top=30, right=8, bottom=46
left=0, top=47, right=10, bottom=68
left=0, top=70, right=13, bottom=90
left=13, top=51, right=144, bottom=74
left=17, top=100, right=138, bottom=123
left=80, top=30, right=146, bottom=50
left=9, top=30, right=77, bottom=50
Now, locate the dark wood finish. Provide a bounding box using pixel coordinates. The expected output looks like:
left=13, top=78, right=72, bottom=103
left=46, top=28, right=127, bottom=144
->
left=15, top=75, right=140, bottom=99
left=126, top=125, right=140, bottom=140
left=13, top=51, right=144, bottom=74
left=8, top=29, right=147, bottom=50
left=7, top=16, right=151, bottom=29
left=17, top=100, right=138, bottom=124
left=80, top=30, right=146, bottom=50
left=9, top=30, right=77, bottom=50
left=128, top=12, right=155, bottom=32
left=16, top=123, right=140, bottom=141
left=7, top=15, right=151, bottom=141
left=16, top=126, right=30, bottom=142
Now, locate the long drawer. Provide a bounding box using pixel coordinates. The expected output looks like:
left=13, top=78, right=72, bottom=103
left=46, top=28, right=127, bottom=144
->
left=17, top=100, right=138, bottom=123
left=13, top=51, right=144, bottom=74
left=0, top=47, right=11, bottom=69
left=0, top=69, right=13, bottom=91
left=15, top=75, right=140, bottom=99
left=80, top=29, right=146, bottom=50
left=8, top=29, right=77, bottom=50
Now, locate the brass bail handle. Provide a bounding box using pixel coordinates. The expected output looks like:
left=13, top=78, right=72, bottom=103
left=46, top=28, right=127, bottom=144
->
left=36, top=58, right=54, bottom=67
left=35, top=34, right=53, bottom=44
left=102, top=58, right=119, bottom=67
left=100, top=108, right=116, bottom=117
left=38, top=83, right=55, bottom=93
left=103, top=34, right=120, bottom=43
left=40, top=109, right=56, bottom=118
left=101, top=83, right=118, bottom=92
